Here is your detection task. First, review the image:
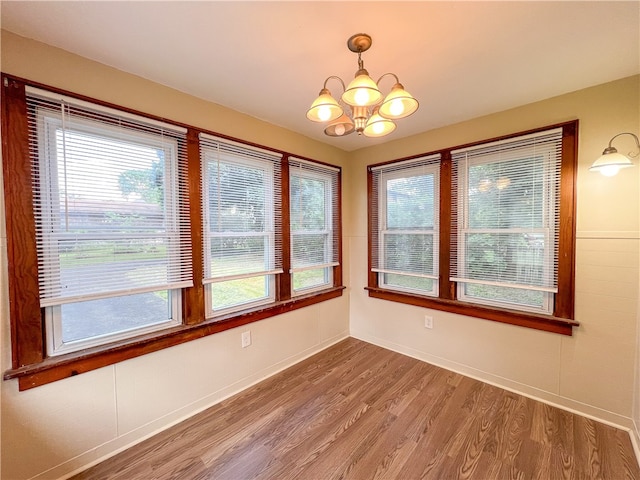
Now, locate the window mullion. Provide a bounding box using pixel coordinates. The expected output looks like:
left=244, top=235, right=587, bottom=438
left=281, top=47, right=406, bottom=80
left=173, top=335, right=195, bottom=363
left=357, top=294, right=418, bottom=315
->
left=183, top=128, right=204, bottom=325
left=440, top=151, right=455, bottom=300
left=279, top=156, right=292, bottom=300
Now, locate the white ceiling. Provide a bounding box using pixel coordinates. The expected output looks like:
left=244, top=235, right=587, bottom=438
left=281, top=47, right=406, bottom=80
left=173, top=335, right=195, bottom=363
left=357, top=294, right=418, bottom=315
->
left=2, top=1, right=639, bottom=152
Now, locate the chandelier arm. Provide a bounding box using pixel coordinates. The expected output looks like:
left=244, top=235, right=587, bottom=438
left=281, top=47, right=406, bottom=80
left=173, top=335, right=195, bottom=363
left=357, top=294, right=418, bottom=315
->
left=322, top=75, right=347, bottom=93
left=375, top=73, right=400, bottom=87
left=608, top=132, right=640, bottom=158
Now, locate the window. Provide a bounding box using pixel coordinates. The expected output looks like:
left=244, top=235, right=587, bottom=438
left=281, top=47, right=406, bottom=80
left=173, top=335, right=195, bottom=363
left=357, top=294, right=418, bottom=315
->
left=27, top=87, right=192, bottom=355
left=368, top=122, right=578, bottom=335
left=289, top=158, right=340, bottom=295
left=2, top=75, right=343, bottom=390
left=200, top=135, right=282, bottom=316
left=371, top=155, right=440, bottom=296
left=451, top=129, right=561, bottom=314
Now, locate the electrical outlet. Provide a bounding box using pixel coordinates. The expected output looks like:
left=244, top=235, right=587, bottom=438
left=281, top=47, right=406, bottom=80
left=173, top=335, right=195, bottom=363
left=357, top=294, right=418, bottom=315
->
left=424, top=315, right=433, bottom=329
left=241, top=331, right=251, bottom=348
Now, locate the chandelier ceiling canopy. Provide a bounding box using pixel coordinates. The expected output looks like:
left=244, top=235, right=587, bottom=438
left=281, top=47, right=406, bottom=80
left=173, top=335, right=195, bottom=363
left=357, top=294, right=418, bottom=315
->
left=306, top=33, right=419, bottom=138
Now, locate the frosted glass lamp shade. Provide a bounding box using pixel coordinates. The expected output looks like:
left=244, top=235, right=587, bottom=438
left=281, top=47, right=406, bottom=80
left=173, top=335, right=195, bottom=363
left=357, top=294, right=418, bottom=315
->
left=325, top=113, right=355, bottom=137
left=363, top=108, right=396, bottom=137
left=307, top=89, right=343, bottom=123
left=379, top=83, right=419, bottom=120
left=589, top=148, right=634, bottom=177
left=342, top=71, right=382, bottom=107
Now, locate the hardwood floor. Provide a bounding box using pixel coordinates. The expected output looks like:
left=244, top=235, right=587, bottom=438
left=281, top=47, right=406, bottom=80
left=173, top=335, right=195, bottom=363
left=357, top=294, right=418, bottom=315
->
left=73, top=338, right=640, bottom=479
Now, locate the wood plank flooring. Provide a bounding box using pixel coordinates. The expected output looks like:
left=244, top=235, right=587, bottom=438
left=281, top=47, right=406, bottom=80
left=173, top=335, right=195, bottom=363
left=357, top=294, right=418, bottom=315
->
left=73, top=338, right=640, bottom=479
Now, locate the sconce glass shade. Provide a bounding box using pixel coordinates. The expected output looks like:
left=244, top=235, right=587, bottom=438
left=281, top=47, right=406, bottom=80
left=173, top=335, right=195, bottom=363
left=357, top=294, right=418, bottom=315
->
left=342, top=70, right=383, bottom=107
left=379, top=83, right=419, bottom=120
left=363, top=108, right=396, bottom=137
left=324, top=113, right=355, bottom=137
left=589, top=147, right=634, bottom=177
left=306, top=88, right=343, bottom=123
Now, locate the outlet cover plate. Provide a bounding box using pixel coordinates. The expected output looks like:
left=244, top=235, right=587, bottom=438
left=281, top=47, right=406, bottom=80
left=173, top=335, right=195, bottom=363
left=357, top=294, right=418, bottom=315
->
left=241, top=331, right=251, bottom=348
left=424, top=316, right=433, bottom=329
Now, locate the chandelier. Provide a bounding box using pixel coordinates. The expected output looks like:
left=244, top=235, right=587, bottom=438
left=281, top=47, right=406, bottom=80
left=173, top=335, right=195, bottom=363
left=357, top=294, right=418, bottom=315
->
left=306, top=33, right=419, bottom=138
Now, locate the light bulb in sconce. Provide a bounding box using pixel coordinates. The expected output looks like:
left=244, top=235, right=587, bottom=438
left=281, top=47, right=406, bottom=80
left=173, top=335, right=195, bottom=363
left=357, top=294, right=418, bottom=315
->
left=334, top=123, right=346, bottom=136
left=599, top=165, right=621, bottom=177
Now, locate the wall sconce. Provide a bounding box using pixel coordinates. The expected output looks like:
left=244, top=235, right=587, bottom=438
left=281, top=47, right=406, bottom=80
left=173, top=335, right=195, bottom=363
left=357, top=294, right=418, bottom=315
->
left=590, top=132, right=640, bottom=177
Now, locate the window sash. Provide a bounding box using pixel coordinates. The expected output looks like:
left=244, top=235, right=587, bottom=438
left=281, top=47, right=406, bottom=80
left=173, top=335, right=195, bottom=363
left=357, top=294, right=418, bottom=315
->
left=200, top=134, right=282, bottom=315
left=205, top=274, right=276, bottom=317
left=289, top=158, right=339, bottom=294
left=451, top=128, right=561, bottom=304
left=372, top=157, right=440, bottom=296
left=28, top=90, right=192, bottom=308
left=46, top=290, right=182, bottom=356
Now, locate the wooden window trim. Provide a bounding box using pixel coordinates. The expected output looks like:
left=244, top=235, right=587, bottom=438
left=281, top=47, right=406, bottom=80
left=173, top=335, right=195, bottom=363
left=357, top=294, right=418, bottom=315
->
left=2, top=74, right=343, bottom=390
left=367, top=121, right=579, bottom=336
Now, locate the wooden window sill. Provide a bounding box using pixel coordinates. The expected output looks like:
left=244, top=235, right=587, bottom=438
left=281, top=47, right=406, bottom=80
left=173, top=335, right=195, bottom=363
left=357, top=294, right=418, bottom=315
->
left=4, top=286, right=345, bottom=390
left=365, top=287, right=578, bottom=336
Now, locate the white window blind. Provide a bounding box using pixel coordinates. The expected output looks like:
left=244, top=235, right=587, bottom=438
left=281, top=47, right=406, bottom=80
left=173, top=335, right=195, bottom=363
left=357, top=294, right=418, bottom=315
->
left=26, top=87, right=192, bottom=307
left=200, top=134, right=282, bottom=284
left=289, top=158, right=339, bottom=291
left=371, top=154, right=441, bottom=295
left=451, top=128, right=562, bottom=311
